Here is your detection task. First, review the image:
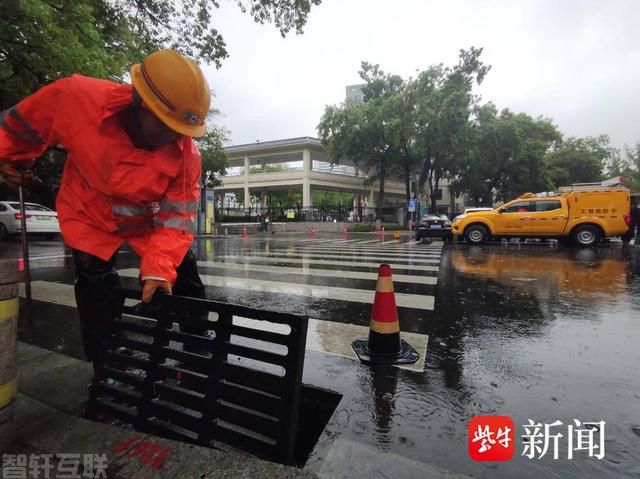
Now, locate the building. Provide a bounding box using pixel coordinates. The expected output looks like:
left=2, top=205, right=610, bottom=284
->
left=345, top=84, right=365, bottom=103
left=217, top=137, right=464, bottom=214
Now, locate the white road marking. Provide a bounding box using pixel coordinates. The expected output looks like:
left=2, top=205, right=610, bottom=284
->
left=290, top=248, right=441, bottom=259
left=17, top=281, right=429, bottom=369
left=294, top=245, right=442, bottom=256
left=216, top=255, right=439, bottom=272
left=197, top=260, right=437, bottom=285
left=243, top=252, right=442, bottom=264
left=117, top=269, right=435, bottom=310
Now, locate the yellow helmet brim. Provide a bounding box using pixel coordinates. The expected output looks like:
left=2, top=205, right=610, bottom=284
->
left=130, top=63, right=207, bottom=138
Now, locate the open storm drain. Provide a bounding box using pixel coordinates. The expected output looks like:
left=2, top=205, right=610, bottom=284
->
left=87, top=289, right=341, bottom=466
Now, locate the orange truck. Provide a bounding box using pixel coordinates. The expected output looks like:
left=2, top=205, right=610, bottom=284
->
left=451, top=188, right=631, bottom=246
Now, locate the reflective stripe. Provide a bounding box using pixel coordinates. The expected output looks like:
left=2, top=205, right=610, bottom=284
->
left=153, top=216, right=195, bottom=232
left=117, top=221, right=154, bottom=234
left=112, top=205, right=152, bottom=217
left=117, top=217, right=195, bottom=234
left=0, top=107, right=44, bottom=144
left=159, top=199, right=198, bottom=214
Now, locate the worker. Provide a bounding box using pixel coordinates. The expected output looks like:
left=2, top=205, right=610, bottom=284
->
left=0, top=49, right=209, bottom=366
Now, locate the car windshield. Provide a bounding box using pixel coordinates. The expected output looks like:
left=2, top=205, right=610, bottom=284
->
left=421, top=215, right=442, bottom=221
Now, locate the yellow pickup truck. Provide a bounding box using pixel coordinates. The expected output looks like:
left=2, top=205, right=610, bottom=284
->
left=451, top=189, right=631, bottom=246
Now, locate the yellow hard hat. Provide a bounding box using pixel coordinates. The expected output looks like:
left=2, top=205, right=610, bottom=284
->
left=130, top=49, right=210, bottom=138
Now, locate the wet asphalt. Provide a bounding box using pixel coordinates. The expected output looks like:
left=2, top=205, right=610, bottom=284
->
left=3, top=234, right=640, bottom=478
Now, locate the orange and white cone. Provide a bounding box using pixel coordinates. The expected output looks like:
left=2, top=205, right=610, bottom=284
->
left=352, top=264, right=419, bottom=365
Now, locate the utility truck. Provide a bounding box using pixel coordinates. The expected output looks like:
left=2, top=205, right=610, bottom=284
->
left=452, top=184, right=631, bottom=247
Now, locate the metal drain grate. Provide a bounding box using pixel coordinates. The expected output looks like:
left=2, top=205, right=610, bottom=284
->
left=88, top=289, right=309, bottom=465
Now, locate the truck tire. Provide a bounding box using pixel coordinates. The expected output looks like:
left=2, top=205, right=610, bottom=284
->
left=465, top=224, right=489, bottom=244
left=571, top=224, right=601, bottom=247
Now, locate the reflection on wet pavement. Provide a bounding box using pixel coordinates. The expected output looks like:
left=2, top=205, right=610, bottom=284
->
left=301, top=240, right=640, bottom=478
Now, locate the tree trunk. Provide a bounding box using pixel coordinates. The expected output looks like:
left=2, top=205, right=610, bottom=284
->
left=427, top=166, right=436, bottom=213
left=403, top=158, right=411, bottom=202
left=417, top=151, right=432, bottom=194
left=377, top=157, right=385, bottom=219
left=432, top=175, right=441, bottom=214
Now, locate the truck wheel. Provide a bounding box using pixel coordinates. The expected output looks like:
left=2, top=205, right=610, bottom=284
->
left=571, top=225, right=601, bottom=247
left=465, top=225, right=489, bottom=244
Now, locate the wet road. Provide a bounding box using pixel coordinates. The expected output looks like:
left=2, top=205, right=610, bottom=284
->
left=4, top=235, right=640, bottom=477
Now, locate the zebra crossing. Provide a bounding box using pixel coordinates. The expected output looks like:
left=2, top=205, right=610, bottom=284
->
left=20, top=236, right=444, bottom=370
left=117, top=236, right=443, bottom=317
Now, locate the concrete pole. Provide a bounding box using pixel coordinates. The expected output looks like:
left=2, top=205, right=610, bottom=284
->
left=0, top=259, right=17, bottom=450
left=368, top=188, right=375, bottom=209
left=302, top=149, right=312, bottom=208
left=243, top=155, right=250, bottom=209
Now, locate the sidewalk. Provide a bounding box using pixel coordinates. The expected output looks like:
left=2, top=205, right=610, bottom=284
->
left=9, top=342, right=314, bottom=479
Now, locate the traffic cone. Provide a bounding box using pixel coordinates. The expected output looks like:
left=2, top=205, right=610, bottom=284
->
left=242, top=226, right=248, bottom=239
left=352, top=264, right=419, bottom=365
left=18, top=257, right=24, bottom=272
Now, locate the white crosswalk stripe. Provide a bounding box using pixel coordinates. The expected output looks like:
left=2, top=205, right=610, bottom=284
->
left=197, top=260, right=437, bottom=285
left=17, top=281, right=430, bottom=372
left=262, top=250, right=440, bottom=264
left=295, top=245, right=441, bottom=256
left=216, top=256, right=439, bottom=272
left=252, top=251, right=441, bottom=264
left=118, top=268, right=435, bottom=310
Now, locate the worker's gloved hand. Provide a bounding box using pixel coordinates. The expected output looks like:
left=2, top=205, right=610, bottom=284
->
left=141, top=279, right=172, bottom=303
left=0, top=160, right=42, bottom=191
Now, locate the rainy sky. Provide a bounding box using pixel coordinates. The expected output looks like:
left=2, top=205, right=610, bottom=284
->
left=205, top=0, right=640, bottom=149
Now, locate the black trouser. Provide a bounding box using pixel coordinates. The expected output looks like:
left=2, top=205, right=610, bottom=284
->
left=72, top=248, right=206, bottom=363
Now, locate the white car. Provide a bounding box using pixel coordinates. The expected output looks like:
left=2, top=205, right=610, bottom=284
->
left=0, top=201, right=61, bottom=240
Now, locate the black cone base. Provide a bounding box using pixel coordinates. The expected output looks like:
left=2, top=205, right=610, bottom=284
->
left=352, top=338, right=420, bottom=365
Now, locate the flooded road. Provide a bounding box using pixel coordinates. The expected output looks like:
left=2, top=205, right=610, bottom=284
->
left=6, top=235, right=640, bottom=477
left=305, top=242, right=640, bottom=478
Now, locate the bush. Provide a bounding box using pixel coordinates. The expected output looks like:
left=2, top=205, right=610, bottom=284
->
left=350, top=223, right=405, bottom=232
left=351, top=223, right=376, bottom=232
left=382, top=223, right=403, bottom=231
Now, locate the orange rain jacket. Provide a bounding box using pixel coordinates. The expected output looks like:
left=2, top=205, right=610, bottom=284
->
left=0, top=75, right=201, bottom=284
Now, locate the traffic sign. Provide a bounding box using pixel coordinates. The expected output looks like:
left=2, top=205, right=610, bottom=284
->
left=408, top=199, right=416, bottom=212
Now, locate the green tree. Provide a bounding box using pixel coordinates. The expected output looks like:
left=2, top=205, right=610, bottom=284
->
left=409, top=47, right=490, bottom=212
left=318, top=65, right=402, bottom=218
left=607, top=143, right=640, bottom=192
left=195, top=117, right=230, bottom=188
left=1, top=0, right=322, bottom=108
left=545, top=136, right=609, bottom=187
left=455, top=104, right=561, bottom=204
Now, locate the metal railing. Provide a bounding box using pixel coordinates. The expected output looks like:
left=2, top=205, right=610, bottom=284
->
left=88, top=289, right=309, bottom=465
left=215, top=206, right=355, bottom=223
left=214, top=205, right=462, bottom=224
